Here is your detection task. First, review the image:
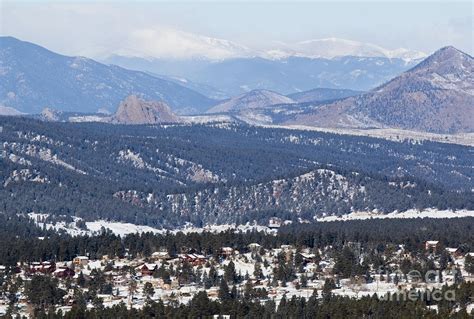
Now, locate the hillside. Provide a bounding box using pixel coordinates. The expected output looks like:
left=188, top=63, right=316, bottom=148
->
left=288, top=88, right=363, bottom=103
left=284, top=46, right=474, bottom=133
left=0, top=37, right=217, bottom=115
left=1, top=116, right=472, bottom=227
left=207, top=90, right=295, bottom=113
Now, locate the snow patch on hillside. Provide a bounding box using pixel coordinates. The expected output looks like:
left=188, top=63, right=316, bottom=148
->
left=27, top=213, right=274, bottom=237
left=317, top=209, right=474, bottom=222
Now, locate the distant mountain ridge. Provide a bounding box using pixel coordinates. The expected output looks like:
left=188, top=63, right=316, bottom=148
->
left=0, top=36, right=217, bottom=115
left=207, top=90, right=295, bottom=113
left=105, top=55, right=421, bottom=96
left=284, top=46, right=474, bottom=133
left=288, top=88, right=364, bottom=103
left=263, top=38, right=427, bottom=60
left=108, top=34, right=426, bottom=61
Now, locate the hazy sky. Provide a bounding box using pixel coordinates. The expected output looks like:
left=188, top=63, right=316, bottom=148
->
left=1, top=0, right=472, bottom=59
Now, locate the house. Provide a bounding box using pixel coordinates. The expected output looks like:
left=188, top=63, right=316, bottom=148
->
left=207, top=287, right=219, bottom=298
left=111, top=261, right=128, bottom=271
left=445, top=247, right=464, bottom=259
left=138, top=263, right=158, bottom=276
left=221, top=247, right=234, bottom=257
left=178, top=254, right=207, bottom=266
left=280, top=245, right=294, bottom=251
left=73, top=256, right=89, bottom=267
left=268, top=217, right=282, bottom=229
left=27, top=261, right=56, bottom=274
left=54, top=267, right=75, bottom=279
left=248, top=243, right=261, bottom=252
left=151, top=251, right=170, bottom=261
left=425, top=241, right=440, bottom=254
left=299, top=252, right=316, bottom=264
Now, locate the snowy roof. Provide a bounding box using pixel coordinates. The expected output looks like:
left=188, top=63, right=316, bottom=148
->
left=446, top=248, right=459, bottom=253
left=143, top=263, right=158, bottom=270
left=53, top=267, right=72, bottom=274
left=88, top=261, right=103, bottom=270
left=300, top=253, right=316, bottom=259
left=152, top=251, right=169, bottom=257
left=426, top=241, right=439, bottom=245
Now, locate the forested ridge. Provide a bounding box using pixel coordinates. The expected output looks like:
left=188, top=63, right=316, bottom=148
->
left=0, top=116, right=472, bottom=226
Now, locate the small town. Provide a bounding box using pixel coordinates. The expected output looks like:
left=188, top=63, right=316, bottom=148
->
left=1, top=236, right=473, bottom=317
left=1, top=1, right=473, bottom=317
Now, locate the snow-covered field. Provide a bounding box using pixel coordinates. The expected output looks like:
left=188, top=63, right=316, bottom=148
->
left=317, top=209, right=474, bottom=222
left=26, top=213, right=274, bottom=237
left=26, top=208, right=473, bottom=238
left=264, top=124, right=474, bottom=147
left=85, top=221, right=163, bottom=236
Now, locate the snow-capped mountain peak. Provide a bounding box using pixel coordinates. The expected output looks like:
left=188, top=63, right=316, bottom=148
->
left=112, top=28, right=255, bottom=60
left=288, top=38, right=426, bottom=61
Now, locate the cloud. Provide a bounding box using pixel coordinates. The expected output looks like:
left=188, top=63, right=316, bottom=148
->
left=114, top=27, right=254, bottom=60
left=1, top=1, right=471, bottom=59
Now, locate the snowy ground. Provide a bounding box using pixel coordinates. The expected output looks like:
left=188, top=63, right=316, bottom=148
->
left=317, top=209, right=474, bottom=222
left=26, top=213, right=274, bottom=237
left=263, top=124, right=474, bottom=147
left=26, top=208, right=474, bottom=238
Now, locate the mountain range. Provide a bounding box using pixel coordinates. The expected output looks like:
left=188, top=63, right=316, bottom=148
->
left=104, top=37, right=426, bottom=96
left=0, top=36, right=217, bottom=115
left=109, top=33, right=426, bottom=61
left=261, top=38, right=427, bottom=60
left=207, top=90, right=295, bottom=113
left=106, top=54, right=420, bottom=96
left=282, top=46, right=474, bottom=133
left=1, top=36, right=473, bottom=134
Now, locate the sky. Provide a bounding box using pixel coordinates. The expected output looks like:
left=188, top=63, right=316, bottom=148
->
left=0, top=1, right=472, bottom=59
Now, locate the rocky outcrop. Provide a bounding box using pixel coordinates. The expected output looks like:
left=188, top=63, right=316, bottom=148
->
left=111, top=95, right=180, bottom=124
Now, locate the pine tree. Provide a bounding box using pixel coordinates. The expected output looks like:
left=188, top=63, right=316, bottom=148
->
left=143, top=282, right=155, bottom=300
left=218, top=279, right=231, bottom=301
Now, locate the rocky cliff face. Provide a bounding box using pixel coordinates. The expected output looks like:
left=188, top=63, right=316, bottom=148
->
left=111, top=95, right=180, bottom=124
left=285, top=46, right=474, bottom=133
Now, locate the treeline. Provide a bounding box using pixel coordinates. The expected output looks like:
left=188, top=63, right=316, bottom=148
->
left=0, top=215, right=473, bottom=265
left=14, top=283, right=474, bottom=319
